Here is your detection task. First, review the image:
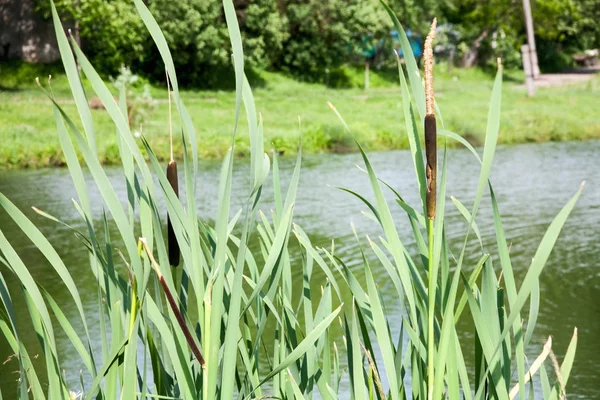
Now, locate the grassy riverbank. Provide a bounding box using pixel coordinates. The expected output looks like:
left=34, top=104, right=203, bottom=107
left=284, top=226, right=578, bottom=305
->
left=1, top=63, right=599, bottom=168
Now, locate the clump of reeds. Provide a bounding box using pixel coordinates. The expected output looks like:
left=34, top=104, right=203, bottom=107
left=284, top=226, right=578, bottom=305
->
left=0, top=1, right=583, bottom=399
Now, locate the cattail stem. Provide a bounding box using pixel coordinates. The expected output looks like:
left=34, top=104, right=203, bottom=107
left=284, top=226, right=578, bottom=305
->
left=424, top=18, right=437, bottom=400
left=139, top=238, right=205, bottom=367
left=426, top=216, right=435, bottom=398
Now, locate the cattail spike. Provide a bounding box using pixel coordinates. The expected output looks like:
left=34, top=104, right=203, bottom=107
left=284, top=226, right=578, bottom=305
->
left=425, top=115, right=437, bottom=219
left=167, top=160, right=180, bottom=266
left=424, top=18, right=437, bottom=116
left=424, top=18, right=437, bottom=220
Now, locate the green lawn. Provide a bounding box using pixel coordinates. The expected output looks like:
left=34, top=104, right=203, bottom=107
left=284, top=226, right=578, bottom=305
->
left=1, top=64, right=599, bottom=168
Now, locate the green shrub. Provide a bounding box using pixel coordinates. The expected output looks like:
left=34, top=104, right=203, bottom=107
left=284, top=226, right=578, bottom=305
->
left=35, top=0, right=146, bottom=76
left=281, top=0, right=390, bottom=81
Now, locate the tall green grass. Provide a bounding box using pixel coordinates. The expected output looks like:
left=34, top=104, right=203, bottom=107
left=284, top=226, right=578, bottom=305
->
left=0, top=0, right=582, bottom=399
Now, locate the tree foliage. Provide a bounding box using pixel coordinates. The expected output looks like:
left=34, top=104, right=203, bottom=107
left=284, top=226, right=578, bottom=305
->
left=35, top=0, right=146, bottom=74
left=440, top=0, right=600, bottom=71
left=37, top=0, right=600, bottom=86
left=278, top=0, right=391, bottom=80
left=139, top=0, right=229, bottom=86
left=533, top=0, right=600, bottom=71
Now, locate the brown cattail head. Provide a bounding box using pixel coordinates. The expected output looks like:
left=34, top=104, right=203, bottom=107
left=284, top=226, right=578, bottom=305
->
left=166, top=160, right=180, bottom=266
left=425, top=115, right=437, bottom=219
left=424, top=18, right=437, bottom=220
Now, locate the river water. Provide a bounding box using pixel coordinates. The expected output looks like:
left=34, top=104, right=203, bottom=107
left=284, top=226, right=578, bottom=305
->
left=0, top=141, right=598, bottom=398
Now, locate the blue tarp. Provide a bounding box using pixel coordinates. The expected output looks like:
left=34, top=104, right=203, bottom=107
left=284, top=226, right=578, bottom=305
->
left=391, top=29, right=422, bottom=57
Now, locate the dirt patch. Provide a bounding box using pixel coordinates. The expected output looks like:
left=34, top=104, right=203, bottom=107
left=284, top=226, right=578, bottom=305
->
left=516, top=67, right=599, bottom=89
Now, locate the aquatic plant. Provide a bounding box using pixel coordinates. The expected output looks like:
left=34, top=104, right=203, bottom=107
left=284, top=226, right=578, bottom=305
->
left=0, top=0, right=582, bottom=399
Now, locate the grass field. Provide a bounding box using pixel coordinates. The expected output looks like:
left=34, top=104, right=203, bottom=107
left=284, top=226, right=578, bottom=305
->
left=1, top=62, right=599, bottom=168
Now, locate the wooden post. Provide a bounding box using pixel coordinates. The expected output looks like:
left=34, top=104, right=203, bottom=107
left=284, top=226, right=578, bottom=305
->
left=522, top=0, right=540, bottom=78
left=522, top=44, right=535, bottom=96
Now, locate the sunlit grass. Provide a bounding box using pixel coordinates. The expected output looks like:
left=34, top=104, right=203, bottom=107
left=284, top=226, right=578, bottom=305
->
left=1, top=55, right=599, bottom=168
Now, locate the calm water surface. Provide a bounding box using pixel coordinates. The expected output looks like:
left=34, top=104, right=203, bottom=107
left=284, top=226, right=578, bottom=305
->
left=0, top=141, right=598, bottom=398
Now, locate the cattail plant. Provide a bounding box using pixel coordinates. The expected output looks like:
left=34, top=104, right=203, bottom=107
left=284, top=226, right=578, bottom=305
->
left=166, top=72, right=180, bottom=267
left=424, top=18, right=437, bottom=400
left=139, top=238, right=205, bottom=366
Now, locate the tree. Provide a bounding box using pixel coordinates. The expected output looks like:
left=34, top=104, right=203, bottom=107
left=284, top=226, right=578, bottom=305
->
left=38, top=0, right=288, bottom=86
left=236, top=0, right=289, bottom=68
left=439, top=0, right=523, bottom=68
left=138, top=0, right=230, bottom=87
left=438, top=0, right=600, bottom=71
left=141, top=0, right=290, bottom=86
left=388, top=0, right=444, bottom=34
left=533, top=0, right=600, bottom=71
left=37, top=0, right=600, bottom=86
left=35, top=0, right=146, bottom=75
left=278, top=0, right=391, bottom=81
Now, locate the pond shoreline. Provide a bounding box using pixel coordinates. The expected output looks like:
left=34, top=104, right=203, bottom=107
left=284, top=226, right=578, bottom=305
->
left=2, top=135, right=599, bottom=170
left=2, top=67, right=599, bottom=170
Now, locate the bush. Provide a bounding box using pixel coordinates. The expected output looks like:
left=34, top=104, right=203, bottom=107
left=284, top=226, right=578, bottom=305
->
left=40, top=0, right=392, bottom=86
left=280, top=0, right=391, bottom=81
left=536, top=38, right=575, bottom=73
left=35, top=0, right=146, bottom=76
